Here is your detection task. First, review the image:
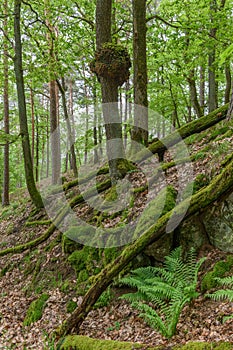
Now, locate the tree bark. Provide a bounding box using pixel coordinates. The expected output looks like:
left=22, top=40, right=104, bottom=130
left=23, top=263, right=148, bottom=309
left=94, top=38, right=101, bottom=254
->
left=56, top=78, right=78, bottom=177
left=13, top=0, right=44, bottom=209
left=2, top=0, right=10, bottom=206
left=131, top=0, right=148, bottom=148
left=95, top=0, right=127, bottom=184
left=187, top=69, right=203, bottom=118
left=224, top=63, right=231, bottom=104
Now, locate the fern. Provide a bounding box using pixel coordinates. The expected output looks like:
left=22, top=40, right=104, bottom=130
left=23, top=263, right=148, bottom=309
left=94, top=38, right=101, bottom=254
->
left=119, top=246, right=205, bottom=338
left=206, top=275, right=233, bottom=302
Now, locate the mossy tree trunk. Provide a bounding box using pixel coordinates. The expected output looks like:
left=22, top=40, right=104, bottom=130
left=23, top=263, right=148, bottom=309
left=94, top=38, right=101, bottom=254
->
left=14, top=0, right=44, bottom=209
left=58, top=154, right=233, bottom=336
left=141, top=103, right=229, bottom=162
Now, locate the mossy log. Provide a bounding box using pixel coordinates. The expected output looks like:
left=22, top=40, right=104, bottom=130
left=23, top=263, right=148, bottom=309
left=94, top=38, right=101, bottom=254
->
left=61, top=105, right=229, bottom=192
left=0, top=179, right=111, bottom=258
left=138, top=103, right=229, bottom=162
left=57, top=152, right=233, bottom=336
left=59, top=336, right=232, bottom=350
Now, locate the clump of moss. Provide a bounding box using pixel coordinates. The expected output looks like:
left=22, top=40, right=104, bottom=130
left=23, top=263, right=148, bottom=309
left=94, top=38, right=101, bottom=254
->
left=201, top=255, right=233, bottom=292
left=90, top=42, right=131, bottom=86
left=60, top=336, right=232, bottom=350
left=23, top=293, right=49, bottom=326
left=68, top=246, right=100, bottom=277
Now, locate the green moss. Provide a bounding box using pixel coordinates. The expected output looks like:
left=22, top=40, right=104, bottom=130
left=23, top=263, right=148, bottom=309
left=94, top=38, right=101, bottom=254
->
left=94, top=287, right=113, bottom=308
left=133, top=185, right=177, bottom=239
left=23, top=293, right=49, bottom=326
left=60, top=337, right=232, bottom=350
left=62, top=233, right=82, bottom=254
left=208, top=126, right=229, bottom=141
left=193, top=151, right=206, bottom=161
left=60, top=335, right=158, bottom=350
left=66, top=300, right=77, bottom=313
left=104, top=186, right=118, bottom=202
left=201, top=255, right=233, bottom=292
left=193, top=174, right=210, bottom=193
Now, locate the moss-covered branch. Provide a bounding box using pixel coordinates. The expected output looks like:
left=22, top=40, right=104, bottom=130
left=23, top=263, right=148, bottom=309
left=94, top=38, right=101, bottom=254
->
left=0, top=179, right=111, bottom=258
left=57, top=152, right=233, bottom=336
left=138, top=103, right=229, bottom=162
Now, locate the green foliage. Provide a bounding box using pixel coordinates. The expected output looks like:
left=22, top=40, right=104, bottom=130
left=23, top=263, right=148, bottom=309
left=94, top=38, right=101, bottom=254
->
left=94, top=287, right=113, bottom=309
left=201, top=256, right=233, bottom=292
left=193, top=174, right=210, bottom=193
left=206, top=275, right=233, bottom=302
left=66, top=300, right=77, bottom=313
left=23, top=293, right=49, bottom=326
left=119, top=247, right=206, bottom=338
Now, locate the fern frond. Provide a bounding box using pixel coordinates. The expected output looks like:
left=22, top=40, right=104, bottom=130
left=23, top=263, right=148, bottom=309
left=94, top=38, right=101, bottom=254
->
left=119, top=246, right=204, bottom=339
left=118, top=276, right=145, bottom=289
left=131, top=302, right=169, bottom=338
left=214, top=276, right=233, bottom=287
left=206, top=289, right=233, bottom=301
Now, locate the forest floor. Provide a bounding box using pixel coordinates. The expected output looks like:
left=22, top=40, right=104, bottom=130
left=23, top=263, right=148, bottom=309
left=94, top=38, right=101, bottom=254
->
left=0, top=121, right=233, bottom=349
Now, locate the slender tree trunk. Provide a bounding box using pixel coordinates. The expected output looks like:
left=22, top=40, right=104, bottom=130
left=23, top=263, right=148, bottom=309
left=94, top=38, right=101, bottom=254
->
left=45, top=0, right=61, bottom=184
left=199, top=66, right=205, bottom=114
left=13, top=0, right=43, bottom=209
left=224, top=62, right=231, bottom=104
left=227, top=87, right=233, bottom=120
left=57, top=78, right=78, bottom=177
left=131, top=0, right=148, bottom=149
left=2, top=0, right=10, bottom=206
left=187, top=69, right=203, bottom=118
left=30, top=87, right=35, bottom=167
left=93, top=82, right=99, bottom=164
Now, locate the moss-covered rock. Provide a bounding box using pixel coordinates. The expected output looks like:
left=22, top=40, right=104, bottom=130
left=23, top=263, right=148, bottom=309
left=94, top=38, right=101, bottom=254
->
left=23, top=293, right=49, bottom=326
left=134, top=185, right=177, bottom=240
left=133, top=186, right=177, bottom=261
left=201, top=255, right=233, bottom=292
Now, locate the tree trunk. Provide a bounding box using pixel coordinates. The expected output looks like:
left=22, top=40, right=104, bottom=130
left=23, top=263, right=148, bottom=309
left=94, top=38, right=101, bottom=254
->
left=44, top=0, right=61, bottom=184
left=95, top=0, right=127, bottom=184
left=49, top=80, right=61, bottom=184
left=227, top=87, right=233, bottom=120
left=13, top=0, right=44, bottom=209
left=57, top=78, right=78, bottom=177
left=199, top=66, right=205, bottom=115
left=224, top=62, right=231, bottom=104
left=2, top=0, right=10, bottom=206
left=187, top=69, right=203, bottom=118
left=131, top=0, right=148, bottom=149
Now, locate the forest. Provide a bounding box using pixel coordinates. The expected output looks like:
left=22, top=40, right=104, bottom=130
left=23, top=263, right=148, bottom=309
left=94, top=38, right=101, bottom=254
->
left=0, top=0, right=233, bottom=349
